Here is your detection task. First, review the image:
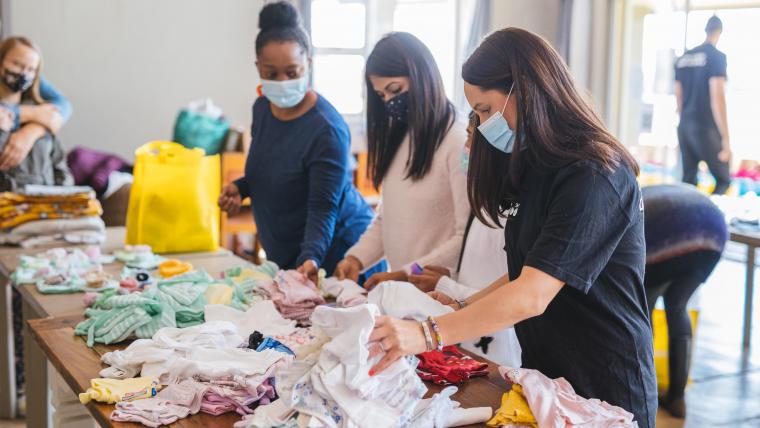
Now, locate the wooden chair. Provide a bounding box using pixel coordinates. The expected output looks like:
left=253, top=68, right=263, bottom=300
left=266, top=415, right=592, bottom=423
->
left=354, top=152, right=380, bottom=208
left=220, top=152, right=261, bottom=262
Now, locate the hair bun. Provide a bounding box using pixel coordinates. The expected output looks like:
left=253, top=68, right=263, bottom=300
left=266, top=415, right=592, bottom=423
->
left=259, top=1, right=301, bottom=31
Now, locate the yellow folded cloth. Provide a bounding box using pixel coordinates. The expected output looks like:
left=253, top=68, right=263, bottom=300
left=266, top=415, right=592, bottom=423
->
left=0, top=190, right=95, bottom=206
left=159, top=259, right=194, bottom=278
left=205, top=282, right=234, bottom=305
left=231, top=268, right=272, bottom=283
left=79, top=377, right=159, bottom=404
left=487, top=384, right=537, bottom=428
left=0, top=199, right=102, bottom=229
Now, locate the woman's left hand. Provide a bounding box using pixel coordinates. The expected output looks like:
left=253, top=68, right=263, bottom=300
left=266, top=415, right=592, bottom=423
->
left=364, top=270, right=408, bottom=290
left=408, top=266, right=448, bottom=292
left=367, top=315, right=428, bottom=375
left=296, top=259, right=319, bottom=284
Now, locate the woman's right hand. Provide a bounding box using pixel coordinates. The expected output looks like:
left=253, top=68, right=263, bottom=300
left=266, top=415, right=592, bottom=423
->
left=335, top=255, right=363, bottom=282
left=218, top=183, right=242, bottom=215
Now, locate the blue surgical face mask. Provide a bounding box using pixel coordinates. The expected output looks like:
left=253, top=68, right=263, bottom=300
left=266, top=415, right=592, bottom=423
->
left=477, top=84, right=516, bottom=153
left=460, top=145, right=470, bottom=172
left=261, top=75, right=309, bottom=108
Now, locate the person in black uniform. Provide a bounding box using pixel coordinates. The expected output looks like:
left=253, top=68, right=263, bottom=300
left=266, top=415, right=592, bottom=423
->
left=642, top=184, right=726, bottom=418
left=675, top=15, right=731, bottom=194
left=366, top=28, right=657, bottom=428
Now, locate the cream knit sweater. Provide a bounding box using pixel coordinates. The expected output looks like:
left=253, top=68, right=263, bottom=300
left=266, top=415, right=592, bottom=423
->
left=347, top=120, right=470, bottom=273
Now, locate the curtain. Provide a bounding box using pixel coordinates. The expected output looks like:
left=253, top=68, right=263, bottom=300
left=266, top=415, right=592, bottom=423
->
left=454, top=0, right=491, bottom=111
left=557, top=0, right=574, bottom=62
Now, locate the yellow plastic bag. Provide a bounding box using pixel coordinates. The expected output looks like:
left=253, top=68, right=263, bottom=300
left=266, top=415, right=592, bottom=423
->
left=652, top=307, right=699, bottom=393
left=126, top=141, right=220, bottom=253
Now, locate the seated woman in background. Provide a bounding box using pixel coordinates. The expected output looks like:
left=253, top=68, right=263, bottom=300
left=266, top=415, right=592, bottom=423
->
left=642, top=184, right=726, bottom=418
left=0, top=36, right=73, bottom=191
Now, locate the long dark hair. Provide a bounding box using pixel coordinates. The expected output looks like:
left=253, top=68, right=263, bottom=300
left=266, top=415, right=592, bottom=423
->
left=255, top=1, right=311, bottom=56
left=462, top=28, right=639, bottom=227
left=365, top=32, right=455, bottom=189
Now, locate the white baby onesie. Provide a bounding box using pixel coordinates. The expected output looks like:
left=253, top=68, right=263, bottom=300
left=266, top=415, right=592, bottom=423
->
left=367, top=281, right=453, bottom=321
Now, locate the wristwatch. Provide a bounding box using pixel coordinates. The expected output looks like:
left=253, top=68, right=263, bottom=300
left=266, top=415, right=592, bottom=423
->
left=455, top=299, right=467, bottom=309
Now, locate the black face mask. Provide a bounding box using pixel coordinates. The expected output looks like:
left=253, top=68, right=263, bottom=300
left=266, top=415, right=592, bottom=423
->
left=2, top=70, right=34, bottom=93
left=385, top=91, right=409, bottom=123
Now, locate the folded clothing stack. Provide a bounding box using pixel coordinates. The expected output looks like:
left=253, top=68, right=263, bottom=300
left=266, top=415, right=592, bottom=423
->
left=113, top=245, right=166, bottom=270
left=79, top=376, right=160, bottom=404
left=0, top=185, right=105, bottom=248
left=10, top=246, right=118, bottom=294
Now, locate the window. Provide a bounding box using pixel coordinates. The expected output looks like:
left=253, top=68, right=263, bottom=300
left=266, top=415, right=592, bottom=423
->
left=310, top=0, right=368, bottom=115
left=310, top=0, right=467, bottom=116
left=392, top=0, right=458, bottom=98
left=616, top=4, right=760, bottom=188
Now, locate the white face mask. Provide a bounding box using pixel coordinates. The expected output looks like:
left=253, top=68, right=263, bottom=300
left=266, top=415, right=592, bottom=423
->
left=477, top=84, right=516, bottom=153
left=260, top=75, right=309, bottom=108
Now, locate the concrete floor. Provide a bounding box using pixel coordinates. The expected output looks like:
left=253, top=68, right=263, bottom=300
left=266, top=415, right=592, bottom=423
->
left=656, top=254, right=760, bottom=428
left=0, top=255, right=758, bottom=427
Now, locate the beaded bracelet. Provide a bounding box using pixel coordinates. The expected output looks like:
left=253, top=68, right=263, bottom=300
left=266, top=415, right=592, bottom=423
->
left=427, top=316, right=444, bottom=351
left=421, top=320, right=434, bottom=352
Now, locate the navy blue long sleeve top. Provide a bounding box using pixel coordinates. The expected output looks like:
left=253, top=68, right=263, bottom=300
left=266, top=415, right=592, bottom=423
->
left=235, top=95, right=374, bottom=273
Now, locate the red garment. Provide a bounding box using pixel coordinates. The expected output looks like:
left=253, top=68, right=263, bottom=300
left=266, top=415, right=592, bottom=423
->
left=416, top=345, right=489, bottom=385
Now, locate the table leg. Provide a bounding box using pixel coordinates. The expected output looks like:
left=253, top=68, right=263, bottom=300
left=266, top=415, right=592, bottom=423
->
left=23, top=298, right=50, bottom=428
left=0, top=277, right=17, bottom=418
left=743, top=245, right=756, bottom=350
left=50, top=363, right=96, bottom=428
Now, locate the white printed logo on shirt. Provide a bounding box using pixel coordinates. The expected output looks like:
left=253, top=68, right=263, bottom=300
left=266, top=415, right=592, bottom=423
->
left=504, top=202, right=520, bottom=219
left=677, top=52, right=707, bottom=69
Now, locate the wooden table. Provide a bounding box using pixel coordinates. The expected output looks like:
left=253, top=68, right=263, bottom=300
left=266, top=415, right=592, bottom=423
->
left=28, top=315, right=506, bottom=428
left=0, top=227, right=235, bottom=426
left=0, top=227, right=131, bottom=419
left=7, top=228, right=507, bottom=427
left=729, top=227, right=760, bottom=350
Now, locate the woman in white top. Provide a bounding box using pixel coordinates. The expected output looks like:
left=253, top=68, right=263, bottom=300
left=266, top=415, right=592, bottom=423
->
left=335, top=32, right=469, bottom=288
left=409, top=112, right=521, bottom=367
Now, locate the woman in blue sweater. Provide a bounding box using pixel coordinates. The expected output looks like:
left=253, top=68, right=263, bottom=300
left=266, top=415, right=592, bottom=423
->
left=218, top=1, right=377, bottom=282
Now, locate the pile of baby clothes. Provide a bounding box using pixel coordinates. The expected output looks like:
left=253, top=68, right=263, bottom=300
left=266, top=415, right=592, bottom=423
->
left=319, top=277, right=368, bottom=307
left=98, top=319, right=293, bottom=426
left=0, top=184, right=105, bottom=248
left=75, top=270, right=251, bottom=346
left=11, top=246, right=118, bottom=294
left=258, top=270, right=326, bottom=321
left=488, top=367, right=637, bottom=428
left=268, top=304, right=492, bottom=428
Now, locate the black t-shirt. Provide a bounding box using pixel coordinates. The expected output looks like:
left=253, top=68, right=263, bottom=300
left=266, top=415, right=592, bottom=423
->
left=504, top=159, right=657, bottom=428
left=675, top=43, right=727, bottom=128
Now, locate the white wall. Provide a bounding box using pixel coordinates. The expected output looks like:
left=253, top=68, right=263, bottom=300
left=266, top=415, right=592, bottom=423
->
left=7, top=0, right=264, bottom=160
left=489, top=0, right=562, bottom=45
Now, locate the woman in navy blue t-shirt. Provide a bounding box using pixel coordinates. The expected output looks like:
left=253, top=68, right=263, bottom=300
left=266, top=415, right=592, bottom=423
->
left=218, top=2, right=378, bottom=281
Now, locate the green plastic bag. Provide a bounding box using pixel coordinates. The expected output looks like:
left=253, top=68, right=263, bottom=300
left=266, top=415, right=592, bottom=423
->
left=172, top=109, right=229, bottom=155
